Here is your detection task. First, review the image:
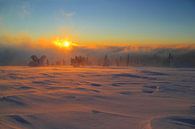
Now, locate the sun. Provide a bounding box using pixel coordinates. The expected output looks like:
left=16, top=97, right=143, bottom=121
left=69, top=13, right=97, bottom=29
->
left=63, top=41, right=70, bottom=47
left=54, top=39, right=72, bottom=49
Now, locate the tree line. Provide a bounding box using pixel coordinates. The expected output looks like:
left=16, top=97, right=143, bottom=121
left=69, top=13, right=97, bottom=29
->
left=28, top=53, right=178, bottom=67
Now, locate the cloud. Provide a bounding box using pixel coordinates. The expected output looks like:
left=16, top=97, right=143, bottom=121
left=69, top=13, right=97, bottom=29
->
left=0, top=1, right=31, bottom=18
left=18, top=1, right=31, bottom=18
left=62, top=11, right=75, bottom=18
left=56, top=9, right=75, bottom=21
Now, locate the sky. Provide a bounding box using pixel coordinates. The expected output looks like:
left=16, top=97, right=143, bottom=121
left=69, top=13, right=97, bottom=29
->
left=0, top=0, right=195, bottom=46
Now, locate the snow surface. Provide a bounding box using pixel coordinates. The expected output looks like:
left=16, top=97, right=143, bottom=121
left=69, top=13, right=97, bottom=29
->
left=0, top=66, right=195, bottom=129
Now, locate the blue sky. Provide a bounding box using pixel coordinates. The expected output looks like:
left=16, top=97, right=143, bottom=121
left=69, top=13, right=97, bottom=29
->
left=0, top=0, right=195, bottom=45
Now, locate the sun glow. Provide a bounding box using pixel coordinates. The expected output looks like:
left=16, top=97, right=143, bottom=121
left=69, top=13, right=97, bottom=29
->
left=54, top=39, right=72, bottom=49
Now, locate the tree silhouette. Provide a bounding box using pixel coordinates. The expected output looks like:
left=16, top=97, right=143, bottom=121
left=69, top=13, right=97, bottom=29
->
left=127, top=54, right=130, bottom=66
left=103, top=55, right=109, bottom=66
left=28, top=55, right=49, bottom=66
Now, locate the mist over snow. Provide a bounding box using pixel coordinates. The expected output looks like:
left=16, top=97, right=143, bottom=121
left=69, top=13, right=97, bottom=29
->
left=0, top=36, right=195, bottom=67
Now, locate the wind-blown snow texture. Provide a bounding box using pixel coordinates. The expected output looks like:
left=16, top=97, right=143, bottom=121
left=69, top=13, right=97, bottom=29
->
left=0, top=66, right=195, bottom=129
